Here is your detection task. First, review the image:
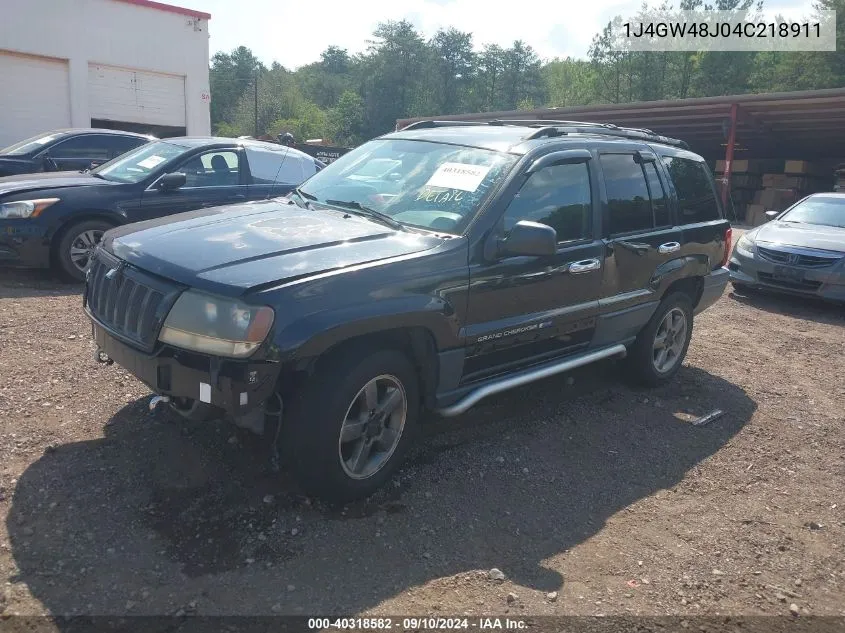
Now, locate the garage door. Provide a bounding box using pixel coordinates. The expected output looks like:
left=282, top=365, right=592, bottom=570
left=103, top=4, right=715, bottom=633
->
left=0, top=51, right=71, bottom=148
left=88, top=64, right=186, bottom=128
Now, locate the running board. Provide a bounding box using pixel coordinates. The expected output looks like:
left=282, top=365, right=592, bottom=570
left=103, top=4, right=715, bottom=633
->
left=435, top=344, right=628, bottom=417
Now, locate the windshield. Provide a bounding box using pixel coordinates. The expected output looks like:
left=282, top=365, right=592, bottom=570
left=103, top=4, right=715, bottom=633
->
left=92, top=140, right=187, bottom=183
left=780, top=196, right=845, bottom=229
left=298, top=139, right=517, bottom=233
left=0, top=132, right=66, bottom=156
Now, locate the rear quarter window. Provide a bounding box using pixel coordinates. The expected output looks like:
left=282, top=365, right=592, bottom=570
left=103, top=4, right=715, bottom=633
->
left=662, top=156, right=721, bottom=223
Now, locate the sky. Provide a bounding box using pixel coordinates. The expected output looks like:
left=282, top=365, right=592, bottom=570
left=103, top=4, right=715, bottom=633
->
left=175, top=0, right=817, bottom=69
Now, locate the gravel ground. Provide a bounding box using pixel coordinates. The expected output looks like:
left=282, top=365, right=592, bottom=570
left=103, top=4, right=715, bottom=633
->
left=0, top=265, right=843, bottom=626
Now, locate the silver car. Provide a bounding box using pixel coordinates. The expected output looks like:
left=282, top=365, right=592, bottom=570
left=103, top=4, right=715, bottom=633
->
left=728, top=193, right=845, bottom=302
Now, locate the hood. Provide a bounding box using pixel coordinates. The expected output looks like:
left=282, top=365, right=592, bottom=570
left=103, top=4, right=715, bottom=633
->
left=753, top=220, right=845, bottom=254
left=105, top=199, right=445, bottom=294
left=0, top=171, right=112, bottom=197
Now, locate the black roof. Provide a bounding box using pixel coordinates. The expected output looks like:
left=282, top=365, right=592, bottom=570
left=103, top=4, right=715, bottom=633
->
left=156, top=137, right=320, bottom=159
left=52, top=128, right=155, bottom=139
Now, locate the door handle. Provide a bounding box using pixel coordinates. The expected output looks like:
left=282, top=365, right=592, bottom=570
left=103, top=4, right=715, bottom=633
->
left=568, top=258, right=601, bottom=274
left=658, top=241, right=681, bottom=254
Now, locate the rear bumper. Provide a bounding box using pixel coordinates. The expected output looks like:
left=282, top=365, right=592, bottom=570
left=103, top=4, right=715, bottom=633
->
left=695, top=267, right=730, bottom=314
left=92, top=321, right=280, bottom=416
left=728, top=248, right=845, bottom=302
left=0, top=221, right=51, bottom=268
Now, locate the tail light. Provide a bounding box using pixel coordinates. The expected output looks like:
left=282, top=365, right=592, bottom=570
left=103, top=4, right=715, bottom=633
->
left=719, top=226, right=733, bottom=268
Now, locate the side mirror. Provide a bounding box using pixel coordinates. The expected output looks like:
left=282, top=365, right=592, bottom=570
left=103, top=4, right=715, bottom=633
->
left=765, top=210, right=779, bottom=220
left=159, top=172, right=187, bottom=191
left=498, top=221, right=557, bottom=258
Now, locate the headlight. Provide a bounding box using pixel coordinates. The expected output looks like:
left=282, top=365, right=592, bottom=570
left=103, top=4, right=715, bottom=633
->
left=735, top=234, right=755, bottom=257
left=158, top=290, right=275, bottom=358
left=0, top=198, right=60, bottom=219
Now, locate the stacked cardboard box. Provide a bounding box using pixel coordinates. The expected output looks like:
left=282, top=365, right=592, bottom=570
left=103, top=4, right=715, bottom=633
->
left=713, top=160, right=782, bottom=225
left=745, top=160, right=831, bottom=225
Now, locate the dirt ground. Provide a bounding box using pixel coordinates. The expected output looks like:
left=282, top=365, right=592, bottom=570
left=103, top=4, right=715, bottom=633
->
left=0, top=264, right=843, bottom=627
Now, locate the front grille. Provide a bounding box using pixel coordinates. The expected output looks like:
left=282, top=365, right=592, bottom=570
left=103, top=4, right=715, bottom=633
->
left=758, top=245, right=841, bottom=268
left=85, top=250, right=182, bottom=352
left=757, top=272, right=822, bottom=292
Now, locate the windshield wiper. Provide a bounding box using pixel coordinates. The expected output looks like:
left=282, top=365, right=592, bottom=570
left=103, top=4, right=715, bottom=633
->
left=287, top=187, right=315, bottom=209
left=324, top=199, right=404, bottom=230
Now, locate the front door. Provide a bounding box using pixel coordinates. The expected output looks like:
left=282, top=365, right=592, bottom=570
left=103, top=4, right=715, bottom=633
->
left=140, top=148, right=248, bottom=220
left=597, top=150, right=683, bottom=314
left=462, top=157, right=604, bottom=384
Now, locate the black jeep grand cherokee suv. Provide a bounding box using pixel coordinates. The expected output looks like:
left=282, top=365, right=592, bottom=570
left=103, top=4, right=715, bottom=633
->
left=84, top=120, right=731, bottom=501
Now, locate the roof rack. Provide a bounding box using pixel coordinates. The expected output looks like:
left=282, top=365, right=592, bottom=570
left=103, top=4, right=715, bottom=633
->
left=399, top=118, right=689, bottom=150
left=399, top=120, right=489, bottom=130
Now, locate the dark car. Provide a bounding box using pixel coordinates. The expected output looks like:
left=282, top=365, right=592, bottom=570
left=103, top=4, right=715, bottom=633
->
left=728, top=193, right=845, bottom=301
left=84, top=120, right=731, bottom=501
left=0, top=137, right=325, bottom=281
left=0, top=128, right=154, bottom=177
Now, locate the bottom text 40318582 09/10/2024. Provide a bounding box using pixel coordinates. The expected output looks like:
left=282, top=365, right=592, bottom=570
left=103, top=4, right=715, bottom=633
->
left=307, top=617, right=529, bottom=630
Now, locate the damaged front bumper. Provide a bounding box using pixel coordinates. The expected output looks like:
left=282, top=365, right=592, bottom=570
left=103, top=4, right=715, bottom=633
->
left=92, top=322, right=281, bottom=418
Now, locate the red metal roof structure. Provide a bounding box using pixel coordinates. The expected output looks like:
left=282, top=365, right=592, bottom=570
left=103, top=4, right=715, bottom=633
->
left=396, top=88, right=845, bottom=162
left=113, top=0, right=211, bottom=20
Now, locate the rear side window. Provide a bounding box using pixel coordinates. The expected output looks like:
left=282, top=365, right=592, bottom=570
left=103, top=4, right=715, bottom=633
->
left=49, top=135, right=113, bottom=161
left=601, top=154, right=653, bottom=235
left=644, top=162, right=671, bottom=227
left=662, top=156, right=720, bottom=223
left=503, top=162, right=592, bottom=242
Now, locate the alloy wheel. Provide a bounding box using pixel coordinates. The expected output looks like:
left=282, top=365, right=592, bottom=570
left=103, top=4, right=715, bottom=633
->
left=338, top=374, right=408, bottom=480
left=652, top=307, right=688, bottom=373
left=69, top=229, right=104, bottom=273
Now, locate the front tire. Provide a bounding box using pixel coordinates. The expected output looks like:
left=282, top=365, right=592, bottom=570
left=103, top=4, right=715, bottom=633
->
left=284, top=348, right=420, bottom=502
left=54, top=219, right=113, bottom=282
left=626, top=292, right=694, bottom=387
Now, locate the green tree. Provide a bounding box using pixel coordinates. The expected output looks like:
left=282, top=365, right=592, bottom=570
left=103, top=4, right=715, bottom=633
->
left=472, top=44, right=506, bottom=111
left=209, top=46, right=264, bottom=132
left=328, top=90, right=365, bottom=146
left=543, top=57, right=596, bottom=106
left=430, top=28, right=476, bottom=114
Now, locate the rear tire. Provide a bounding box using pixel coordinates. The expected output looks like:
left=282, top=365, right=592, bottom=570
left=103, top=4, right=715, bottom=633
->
left=54, top=219, right=113, bottom=283
left=625, top=292, right=694, bottom=387
left=284, top=347, right=420, bottom=503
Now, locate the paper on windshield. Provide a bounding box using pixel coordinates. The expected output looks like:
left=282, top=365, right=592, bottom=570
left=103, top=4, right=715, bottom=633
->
left=138, top=155, right=166, bottom=169
left=425, top=162, right=491, bottom=192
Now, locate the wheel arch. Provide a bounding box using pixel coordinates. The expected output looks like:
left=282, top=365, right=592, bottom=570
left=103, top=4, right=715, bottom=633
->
left=289, top=325, right=441, bottom=411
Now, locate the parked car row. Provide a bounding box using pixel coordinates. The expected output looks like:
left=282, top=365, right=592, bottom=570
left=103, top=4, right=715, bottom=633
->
left=0, top=131, right=325, bottom=281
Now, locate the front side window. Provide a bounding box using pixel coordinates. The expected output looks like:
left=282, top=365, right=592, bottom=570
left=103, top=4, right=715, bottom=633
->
left=601, top=153, right=654, bottom=235
left=0, top=132, right=65, bottom=156
left=503, top=162, right=592, bottom=242
left=298, top=138, right=517, bottom=233
left=662, top=156, right=720, bottom=223
left=179, top=150, right=240, bottom=187
left=93, top=141, right=188, bottom=183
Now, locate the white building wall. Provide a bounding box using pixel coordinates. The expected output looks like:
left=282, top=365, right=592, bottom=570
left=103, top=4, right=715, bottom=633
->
left=1, top=0, right=210, bottom=137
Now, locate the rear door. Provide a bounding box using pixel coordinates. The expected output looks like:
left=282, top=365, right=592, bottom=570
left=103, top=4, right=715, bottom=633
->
left=596, top=148, right=683, bottom=319
left=139, top=147, right=248, bottom=220
left=658, top=150, right=729, bottom=270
